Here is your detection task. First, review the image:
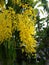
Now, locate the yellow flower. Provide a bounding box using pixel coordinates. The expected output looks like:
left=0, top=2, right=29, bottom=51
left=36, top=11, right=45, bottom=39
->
left=11, top=0, right=21, bottom=5
left=0, top=7, right=16, bottom=44
left=0, top=2, right=37, bottom=55
left=15, top=7, right=37, bottom=54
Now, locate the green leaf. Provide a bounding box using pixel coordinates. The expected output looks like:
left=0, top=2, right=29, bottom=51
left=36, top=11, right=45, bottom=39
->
left=37, top=3, right=45, bottom=7
left=34, top=9, right=38, bottom=15
left=40, top=9, right=44, bottom=14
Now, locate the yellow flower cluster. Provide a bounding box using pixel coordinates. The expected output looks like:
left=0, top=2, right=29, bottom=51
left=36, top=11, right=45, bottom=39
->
left=0, top=7, right=16, bottom=44
left=20, top=3, right=36, bottom=22
left=17, top=14, right=36, bottom=53
left=0, top=2, right=37, bottom=54
left=11, top=0, right=34, bottom=5
left=11, top=0, right=21, bottom=5
left=15, top=6, right=37, bottom=54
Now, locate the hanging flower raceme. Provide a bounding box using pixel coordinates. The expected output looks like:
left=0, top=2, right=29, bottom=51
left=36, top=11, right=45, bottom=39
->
left=15, top=5, right=37, bottom=54
left=0, top=2, right=37, bottom=55
left=16, top=14, right=37, bottom=54
left=0, top=7, right=16, bottom=44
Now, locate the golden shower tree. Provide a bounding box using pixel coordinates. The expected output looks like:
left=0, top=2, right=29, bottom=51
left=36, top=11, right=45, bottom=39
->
left=0, top=0, right=37, bottom=65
